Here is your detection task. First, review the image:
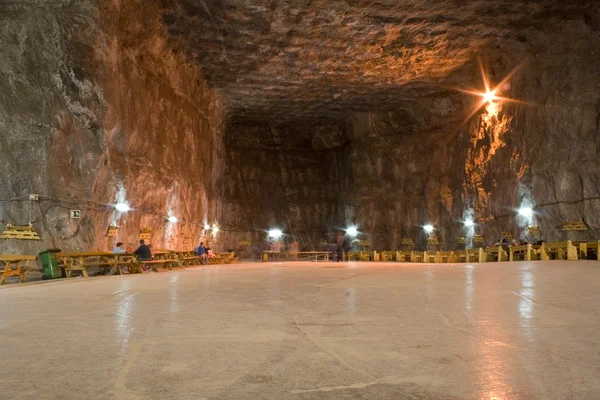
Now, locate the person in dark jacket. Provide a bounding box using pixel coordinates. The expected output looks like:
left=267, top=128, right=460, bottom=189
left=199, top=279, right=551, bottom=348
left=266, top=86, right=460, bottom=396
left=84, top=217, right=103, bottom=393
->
left=134, top=240, right=152, bottom=261
left=501, top=238, right=510, bottom=252
left=197, top=242, right=207, bottom=264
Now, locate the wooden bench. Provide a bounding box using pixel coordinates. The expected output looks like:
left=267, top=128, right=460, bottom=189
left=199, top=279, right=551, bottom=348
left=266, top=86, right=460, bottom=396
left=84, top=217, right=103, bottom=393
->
left=346, top=252, right=360, bottom=261
left=396, top=251, right=411, bottom=262
left=380, top=251, right=397, bottom=262
left=486, top=246, right=509, bottom=262
left=57, top=252, right=118, bottom=278
left=0, top=255, right=36, bottom=284
left=150, top=251, right=183, bottom=270
left=209, top=252, right=239, bottom=265
left=424, top=251, right=437, bottom=263
left=578, top=241, right=600, bottom=260
left=410, top=251, right=425, bottom=263
left=113, top=255, right=143, bottom=274
left=437, top=251, right=458, bottom=263
left=539, top=241, right=578, bottom=261
left=458, top=248, right=486, bottom=263
left=178, top=251, right=200, bottom=266
left=509, top=244, right=540, bottom=261
left=137, top=259, right=168, bottom=272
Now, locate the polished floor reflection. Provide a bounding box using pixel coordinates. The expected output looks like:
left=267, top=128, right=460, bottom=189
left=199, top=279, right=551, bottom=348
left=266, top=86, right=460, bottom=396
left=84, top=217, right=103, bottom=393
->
left=1, top=261, right=599, bottom=400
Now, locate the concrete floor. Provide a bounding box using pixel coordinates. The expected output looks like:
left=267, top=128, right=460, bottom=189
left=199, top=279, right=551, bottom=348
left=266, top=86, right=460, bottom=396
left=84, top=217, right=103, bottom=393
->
left=1, top=261, right=600, bottom=400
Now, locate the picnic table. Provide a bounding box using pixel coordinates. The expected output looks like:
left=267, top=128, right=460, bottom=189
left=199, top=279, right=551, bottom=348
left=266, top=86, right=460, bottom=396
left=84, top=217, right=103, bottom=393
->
left=148, top=250, right=183, bottom=271
left=509, top=244, right=540, bottom=261
left=0, top=255, right=36, bottom=284
left=56, top=252, right=142, bottom=278
left=538, top=241, right=578, bottom=261
left=176, top=250, right=200, bottom=266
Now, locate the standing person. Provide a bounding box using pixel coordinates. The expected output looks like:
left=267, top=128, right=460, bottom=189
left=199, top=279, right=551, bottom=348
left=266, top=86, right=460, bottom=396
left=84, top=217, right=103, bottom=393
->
left=501, top=238, right=510, bottom=253
left=112, top=242, right=126, bottom=253
left=197, top=242, right=207, bottom=264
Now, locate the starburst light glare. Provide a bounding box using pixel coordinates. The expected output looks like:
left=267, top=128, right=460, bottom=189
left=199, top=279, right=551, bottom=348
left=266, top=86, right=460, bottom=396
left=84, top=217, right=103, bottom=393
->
left=115, top=202, right=130, bottom=212
left=346, top=226, right=358, bottom=236
left=518, top=207, right=533, bottom=217
left=268, top=229, right=283, bottom=239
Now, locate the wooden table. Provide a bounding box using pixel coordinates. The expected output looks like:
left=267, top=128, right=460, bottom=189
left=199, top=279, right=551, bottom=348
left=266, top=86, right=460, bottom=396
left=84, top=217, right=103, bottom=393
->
left=175, top=250, right=200, bottom=266
left=56, top=252, right=141, bottom=277
left=0, top=255, right=36, bottom=284
left=509, top=244, right=540, bottom=261
left=147, top=251, right=183, bottom=271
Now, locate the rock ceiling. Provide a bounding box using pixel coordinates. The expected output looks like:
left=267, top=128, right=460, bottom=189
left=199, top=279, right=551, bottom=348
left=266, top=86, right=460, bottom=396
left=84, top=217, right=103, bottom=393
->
left=160, top=0, right=593, bottom=122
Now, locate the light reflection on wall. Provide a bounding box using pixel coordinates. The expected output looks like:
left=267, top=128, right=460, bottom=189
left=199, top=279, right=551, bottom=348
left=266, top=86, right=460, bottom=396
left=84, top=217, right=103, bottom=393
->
left=110, top=179, right=128, bottom=226
left=463, top=208, right=476, bottom=249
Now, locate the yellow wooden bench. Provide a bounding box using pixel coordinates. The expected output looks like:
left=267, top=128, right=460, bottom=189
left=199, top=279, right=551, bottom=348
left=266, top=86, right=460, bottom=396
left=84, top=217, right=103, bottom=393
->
left=410, top=251, right=425, bottom=263
left=486, top=246, right=509, bottom=262
left=151, top=251, right=184, bottom=270
left=0, top=255, right=36, bottom=284
left=208, top=252, right=239, bottom=265
left=380, top=251, right=399, bottom=261
left=509, top=244, right=540, bottom=261
left=139, top=259, right=169, bottom=272
left=578, top=241, right=600, bottom=260
left=539, top=241, right=578, bottom=261
left=178, top=251, right=200, bottom=266
left=346, top=251, right=360, bottom=261
left=396, top=251, right=411, bottom=262
left=424, top=251, right=437, bottom=263
left=458, top=248, right=486, bottom=263
left=57, top=252, right=118, bottom=278
left=437, top=251, right=458, bottom=263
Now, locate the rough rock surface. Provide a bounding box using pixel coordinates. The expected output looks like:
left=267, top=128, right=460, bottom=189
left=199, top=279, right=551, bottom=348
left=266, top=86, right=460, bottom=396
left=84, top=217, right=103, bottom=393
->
left=0, top=0, right=225, bottom=267
left=0, top=0, right=600, bottom=266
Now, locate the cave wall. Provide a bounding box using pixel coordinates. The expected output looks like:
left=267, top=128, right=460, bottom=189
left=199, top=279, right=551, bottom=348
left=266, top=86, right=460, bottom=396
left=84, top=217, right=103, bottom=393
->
left=1, top=0, right=599, bottom=260
left=219, top=121, right=347, bottom=252
left=347, top=18, right=600, bottom=250
left=345, top=95, right=470, bottom=250
left=0, top=0, right=224, bottom=261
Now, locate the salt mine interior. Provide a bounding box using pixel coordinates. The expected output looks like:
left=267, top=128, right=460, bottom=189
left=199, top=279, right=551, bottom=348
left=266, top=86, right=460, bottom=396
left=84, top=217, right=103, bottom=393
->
left=1, top=0, right=598, bottom=256
left=1, top=1, right=600, bottom=399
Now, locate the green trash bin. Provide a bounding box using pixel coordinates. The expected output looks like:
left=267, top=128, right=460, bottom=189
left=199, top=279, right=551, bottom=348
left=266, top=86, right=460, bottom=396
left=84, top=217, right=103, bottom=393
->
left=39, top=249, right=62, bottom=279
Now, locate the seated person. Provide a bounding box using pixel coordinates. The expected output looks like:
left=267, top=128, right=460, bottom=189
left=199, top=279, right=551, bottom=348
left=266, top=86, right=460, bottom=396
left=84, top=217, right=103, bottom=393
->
left=112, top=242, right=126, bottom=253
left=134, top=240, right=152, bottom=261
